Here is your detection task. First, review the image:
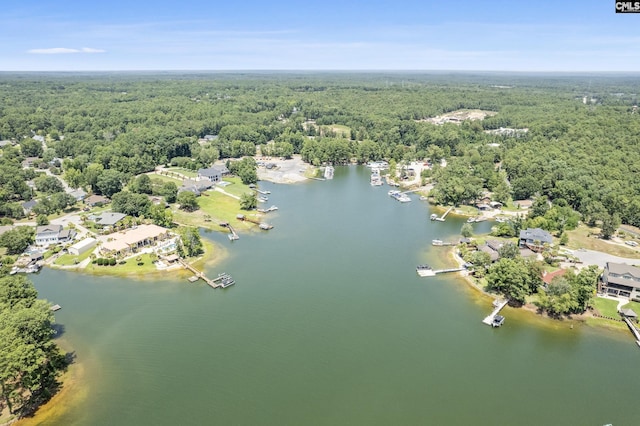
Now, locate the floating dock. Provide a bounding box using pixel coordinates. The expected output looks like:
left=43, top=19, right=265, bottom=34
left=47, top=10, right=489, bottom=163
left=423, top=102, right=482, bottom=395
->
left=482, top=300, right=508, bottom=326
left=50, top=304, right=61, bottom=312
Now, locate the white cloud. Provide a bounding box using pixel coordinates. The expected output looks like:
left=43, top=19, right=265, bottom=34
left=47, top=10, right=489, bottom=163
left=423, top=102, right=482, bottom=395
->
left=27, top=47, right=105, bottom=54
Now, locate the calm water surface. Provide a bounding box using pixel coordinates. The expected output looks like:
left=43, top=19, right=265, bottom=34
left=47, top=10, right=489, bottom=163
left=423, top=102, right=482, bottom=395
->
left=32, top=166, right=638, bottom=425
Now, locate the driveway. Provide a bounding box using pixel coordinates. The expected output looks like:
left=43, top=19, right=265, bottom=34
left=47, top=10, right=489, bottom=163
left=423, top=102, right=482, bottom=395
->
left=568, top=248, right=640, bottom=268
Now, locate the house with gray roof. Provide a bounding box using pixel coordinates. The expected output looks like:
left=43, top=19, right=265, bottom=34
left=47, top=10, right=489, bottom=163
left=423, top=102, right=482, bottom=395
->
left=96, top=212, right=126, bottom=227
left=22, top=200, right=38, bottom=215
left=35, top=224, right=63, bottom=246
left=197, top=165, right=229, bottom=183
left=84, top=194, right=109, bottom=207
left=69, top=189, right=87, bottom=201
left=179, top=179, right=213, bottom=196
left=600, top=262, right=640, bottom=300
left=519, top=228, right=553, bottom=250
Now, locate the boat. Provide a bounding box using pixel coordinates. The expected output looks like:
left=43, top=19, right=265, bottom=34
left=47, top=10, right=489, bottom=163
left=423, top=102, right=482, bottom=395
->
left=430, top=213, right=438, bottom=221
left=432, top=239, right=444, bottom=246
left=324, top=165, right=334, bottom=179
left=492, top=315, right=505, bottom=327
left=467, top=217, right=477, bottom=223
left=259, top=223, right=273, bottom=230
left=220, top=276, right=235, bottom=288
left=416, top=265, right=435, bottom=277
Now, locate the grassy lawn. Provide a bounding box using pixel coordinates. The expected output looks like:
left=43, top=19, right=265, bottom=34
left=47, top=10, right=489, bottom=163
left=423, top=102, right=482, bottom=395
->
left=149, top=174, right=183, bottom=185
left=219, top=177, right=253, bottom=198
left=84, top=253, right=159, bottom=276
left=330, top=124, right=351, bottom=137
left=167, top=167, right=198, bottom=178
left=54, top=249, right=93, bottom=266
left=591, top=297, right=620, bottom=318
left=172, top=191, right=257, bottom=232
left=620, top=300, right=640, bottom=314
left=566, top=224, right=640, bottom=258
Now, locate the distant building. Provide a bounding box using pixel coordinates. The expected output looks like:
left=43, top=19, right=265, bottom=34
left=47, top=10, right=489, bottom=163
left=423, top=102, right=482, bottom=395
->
left=22, top=200, right=38, bottom=215
left=197, top=165, right=229, bottom=183
left=84, top=194, right=109, bottom=207
left=514, top=199, right=533, bottom=209
left=518, top=228, right=553, bottom=250
left=68, top=189, right=87, bottom=201
left=600, top=262, right=640, bottom=300
left=21, top=157, right=40, bottom=169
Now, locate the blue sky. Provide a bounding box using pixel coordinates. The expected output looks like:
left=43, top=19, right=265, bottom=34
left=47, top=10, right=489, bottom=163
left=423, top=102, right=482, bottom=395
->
left=2, top=0, right=639, bottom=71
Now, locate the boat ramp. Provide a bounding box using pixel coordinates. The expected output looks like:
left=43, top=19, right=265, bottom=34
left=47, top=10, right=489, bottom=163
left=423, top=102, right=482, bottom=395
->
left=482, top=300, right=508, bottom=327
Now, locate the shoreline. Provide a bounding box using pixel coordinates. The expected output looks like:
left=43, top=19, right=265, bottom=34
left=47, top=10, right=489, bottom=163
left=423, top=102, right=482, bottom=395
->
left=445, top=246, right=630, bottom=335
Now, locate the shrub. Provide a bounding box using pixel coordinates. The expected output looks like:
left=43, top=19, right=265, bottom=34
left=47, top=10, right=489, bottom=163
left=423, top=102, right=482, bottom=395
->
left=109, top=258, right=116, bottom=266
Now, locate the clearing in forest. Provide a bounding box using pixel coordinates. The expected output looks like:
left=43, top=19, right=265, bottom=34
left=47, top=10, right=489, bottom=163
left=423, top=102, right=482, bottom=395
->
left=419, top=109, right=497, bottom=125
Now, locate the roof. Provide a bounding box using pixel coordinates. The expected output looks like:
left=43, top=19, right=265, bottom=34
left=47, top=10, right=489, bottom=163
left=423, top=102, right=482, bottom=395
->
left=101, top=224, right=169, bottom=253
left=514, top=199, right=533, bottom=208
left=621, top=308, right=638, bottom=318
left=96, top=212, right=126, bottom=226
left=36, top=224, right=63, bottom=235
left=22, top=200, right=38, bottom=210
left=84, top=194, right=109, bottom=205
left=70, top=237, right=97, bottom=251
left=198, top=165, right=229, bottom=176
left=519, top=228, right=553, bottom=244
left=479, top=244, right=499, bottom=262
left=69, top=189, right=87, bottom=198
left=58, top=229, right=75, bottom=239
left=542, top=269, right=568, bottom=285
left=606, top=262, right=640, bottom=278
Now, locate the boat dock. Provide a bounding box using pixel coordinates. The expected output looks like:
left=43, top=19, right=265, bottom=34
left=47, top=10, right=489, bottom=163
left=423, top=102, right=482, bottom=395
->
left=622, top=317, right=640, bottom=347
left=432, top=239, right=454, bottom=246
left=180, top=259, right=234, bottom=289
left=482, top=300, right=508, bottom=326
left=417, top=266, right=466, bottom=277
left=435, top=206, right=453, bottom=222
left=50, top=304, right=61, bottom=312
left=220, top=222, right=239, bottom=240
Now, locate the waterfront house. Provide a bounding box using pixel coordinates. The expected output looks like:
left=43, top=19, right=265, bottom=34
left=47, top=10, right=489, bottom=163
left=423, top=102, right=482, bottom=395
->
left=514, top=199, right=533, bottom=210
left=518, top=228, right=553, bottom=250
left=600, top=262, right=640, bottom=301
left=197, top=164, right=229, bottom=183
left=179, top=179, right=213, bottom=195
left=99, top=224, right=171, bottom=257
left=36, top=225, right=62, bottom=246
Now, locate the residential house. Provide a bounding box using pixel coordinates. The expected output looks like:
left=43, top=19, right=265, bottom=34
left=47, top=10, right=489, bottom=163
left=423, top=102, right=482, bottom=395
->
left=0, top=140, right=14, bottom=148
left=84, top=194, right=110, bottom=207
left=489, top=201, right=503, bottom=209
left=22, top=200, right=38, bottom=215
left=519, top=228, right=553, bottom=250
left=514, top=199, right=533, bottom=210
left=22, top=157, right=42, bottom=169
left=479, top=240, right=504, bottom=262
left=68, top=237, right=97, bottom=256
left=476, top=203, right=492, bottom=211
left=179, top=179, right=213, bottom=196
left=69, top=189, right=87, bottom=201
left=99, top=224, right=171, bottom=257
left=95, top=212, right=126, bottom=227
left=35, top=224, right=76, bottom=247
left=197, top=165, right=229, bottom=183
left=600, top=262, right=640, bottom=300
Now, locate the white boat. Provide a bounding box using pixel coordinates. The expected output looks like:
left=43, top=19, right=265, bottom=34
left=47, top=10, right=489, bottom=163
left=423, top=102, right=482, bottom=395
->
left=416, top=265, right=435, bottom=277
left=432, top=239, right=444, bottom=246
left=430, top=214, right=438, bottom=220
left=324, top=166, right=334, bottom=179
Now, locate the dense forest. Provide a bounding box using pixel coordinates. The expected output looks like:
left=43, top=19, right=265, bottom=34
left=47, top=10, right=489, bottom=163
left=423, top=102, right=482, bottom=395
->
left=0, top=72, right=639, bottom=227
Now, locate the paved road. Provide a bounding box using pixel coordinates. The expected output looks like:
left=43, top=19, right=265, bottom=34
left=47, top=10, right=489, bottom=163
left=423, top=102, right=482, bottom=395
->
left=567, top=248, right=640, bottom=268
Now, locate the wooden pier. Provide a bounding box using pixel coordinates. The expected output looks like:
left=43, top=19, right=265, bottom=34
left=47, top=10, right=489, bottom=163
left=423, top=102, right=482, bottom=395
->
left=482, top=300, right=508, bottom=326
left=435, top=206, right=453, bottom=222
left=622, top=317, right=640, bottom=347
left=180, top=259, right=224, bottom=288
left=434, top=267, right=465, bottom=275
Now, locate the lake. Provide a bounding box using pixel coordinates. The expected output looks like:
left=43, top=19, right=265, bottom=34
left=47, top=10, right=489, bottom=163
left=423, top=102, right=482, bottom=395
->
left=31, top=166, right=638, bottom=425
